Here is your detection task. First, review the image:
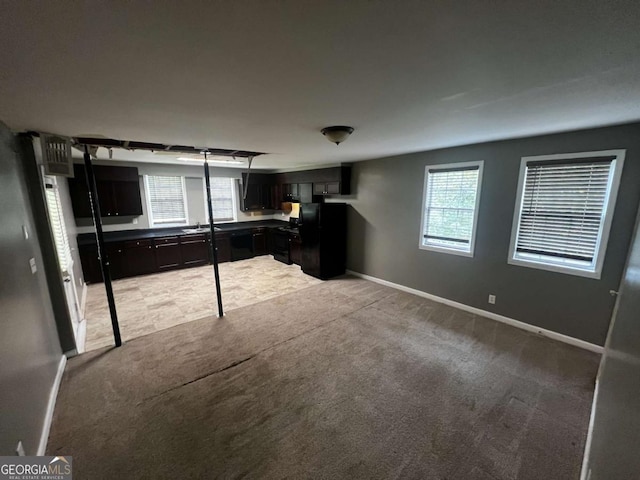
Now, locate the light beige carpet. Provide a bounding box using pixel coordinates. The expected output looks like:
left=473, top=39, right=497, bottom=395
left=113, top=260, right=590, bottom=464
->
left=83, top=256, right=321, bottom=351
left=49, top=276, right=598, bottom=479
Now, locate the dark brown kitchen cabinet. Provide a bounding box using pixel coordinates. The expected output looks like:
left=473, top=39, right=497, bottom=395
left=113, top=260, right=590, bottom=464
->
left=282, top=183, right=299, bottom=201
left=252, top=228, right=267, bottom=256
left=241, top=172, right=277, bottom=211
left=68, top=164, right=143, bottom=218
left=214, top=233, right=231, bottom=263
left=181, top=234, right=209, bottom=266
left=290, top=232, right=302, bottom=266
left=155, top=236, right=182, bottom=270
left=106, top=242, right=128, bottom=279
left=79, top=244, right=102, bottom=283
left=125, top=239, right=156, bottom=276
left=313, top=181, right=342, bottom=195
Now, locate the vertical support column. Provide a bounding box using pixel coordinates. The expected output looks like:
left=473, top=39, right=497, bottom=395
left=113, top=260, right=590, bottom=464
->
left=204, top=156, right=224, bottom=318
left=84, top=149, right=122, bottom=346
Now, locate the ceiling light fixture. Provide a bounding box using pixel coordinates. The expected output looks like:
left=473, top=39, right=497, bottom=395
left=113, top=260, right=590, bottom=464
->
left=176, top=156, right=243, bottom=164
left=321, top=126, right=354, bottom=145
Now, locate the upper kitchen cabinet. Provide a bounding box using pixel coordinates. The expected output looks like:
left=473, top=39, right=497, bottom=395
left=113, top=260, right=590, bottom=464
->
left=68, top=164, right=143, bottom=218
left=310, top=166, right=351, bottom=196
left=241, top=172, right=276, bottom=211
left=277, top=166, right=351, bottom=199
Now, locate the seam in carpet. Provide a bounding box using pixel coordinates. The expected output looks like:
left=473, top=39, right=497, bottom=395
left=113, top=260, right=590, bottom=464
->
left=137, top=292, right=395, bottom=406
left=137, top=355, right=256, bottom=405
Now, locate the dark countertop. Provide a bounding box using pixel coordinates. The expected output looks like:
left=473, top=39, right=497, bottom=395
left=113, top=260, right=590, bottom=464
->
left=77, top=220, right=290, bottom=246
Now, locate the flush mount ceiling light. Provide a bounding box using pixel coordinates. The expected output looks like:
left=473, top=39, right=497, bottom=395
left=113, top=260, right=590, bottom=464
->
left=321, top=126, right=354, bottom=145
left=176, top=155, right=243, bottom=164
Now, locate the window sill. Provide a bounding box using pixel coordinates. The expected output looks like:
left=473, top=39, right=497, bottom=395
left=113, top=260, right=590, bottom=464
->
left=507, top=257, right=601, bottom=279
left=419, top=244, right=474, bottom=258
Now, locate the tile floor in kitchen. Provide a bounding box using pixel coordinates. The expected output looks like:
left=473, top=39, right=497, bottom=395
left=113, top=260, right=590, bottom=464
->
left=83, top=256, right=322, bottom=351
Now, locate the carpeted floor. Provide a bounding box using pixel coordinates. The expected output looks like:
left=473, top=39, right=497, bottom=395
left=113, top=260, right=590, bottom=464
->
left=48, top=276, right=598, bottom=479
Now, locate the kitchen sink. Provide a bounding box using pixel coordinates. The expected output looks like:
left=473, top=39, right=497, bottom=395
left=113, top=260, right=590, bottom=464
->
left=182, top=227, right=221, bottom=234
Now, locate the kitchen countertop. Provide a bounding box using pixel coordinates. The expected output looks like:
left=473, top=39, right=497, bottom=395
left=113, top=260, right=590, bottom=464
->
left=77, top=220, right=291, bottom=246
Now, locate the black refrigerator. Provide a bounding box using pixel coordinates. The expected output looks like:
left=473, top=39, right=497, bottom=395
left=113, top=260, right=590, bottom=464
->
left=299, top=203, right=347, bottom=280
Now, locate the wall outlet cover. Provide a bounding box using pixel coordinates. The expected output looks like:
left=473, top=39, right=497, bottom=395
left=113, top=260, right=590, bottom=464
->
left=488, top=294, right=496, bottom=304
left=29, top=258, right=37, bottom=274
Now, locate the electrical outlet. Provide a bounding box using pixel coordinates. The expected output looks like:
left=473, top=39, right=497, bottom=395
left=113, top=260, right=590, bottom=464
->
left=488, top=294, right=496, bottom=305
left=29, top=258, right=37, bottom=274
left=16, top=441, right=25, bottom=456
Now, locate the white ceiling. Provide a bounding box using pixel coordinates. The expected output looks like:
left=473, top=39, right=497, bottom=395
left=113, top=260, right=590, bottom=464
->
left=1, top=0, right=640, bottom=169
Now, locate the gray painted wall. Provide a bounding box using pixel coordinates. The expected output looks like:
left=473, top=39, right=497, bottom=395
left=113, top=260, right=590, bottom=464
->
left=346, top=122, right=640, bottom=345
left=72, top=159, right=278, bottom=234
left=582, top=203, right=640, bottom=478
left=0, top=125, right=63, bottom=455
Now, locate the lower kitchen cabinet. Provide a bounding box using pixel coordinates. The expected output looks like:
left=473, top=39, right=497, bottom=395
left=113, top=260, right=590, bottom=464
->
left=79, top=244, right=103, bottom=283
left=125, top=239, right=157, bottom=276
left=156, top=236, right=182, bottom=270
left=214, top=233, right=231, bottom=263
left=181, top=234, right=209, bottom=266
left=106, top=242, right=128, bottom=279
left=79, top=224, right=291, bottom=283
left=253, top=228, right=268, bottom=256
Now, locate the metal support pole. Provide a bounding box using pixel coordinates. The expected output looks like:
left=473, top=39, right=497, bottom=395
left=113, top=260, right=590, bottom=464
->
left=204, top=154, right=224, bottom=318
left=84, top=148, right=122, bottom=346
left=242, top=155, right=254, bottom=200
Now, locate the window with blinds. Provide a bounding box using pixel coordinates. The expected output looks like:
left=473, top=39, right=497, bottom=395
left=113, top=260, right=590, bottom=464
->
left=206, top=177, right=236, bottom=222
left=44, top=176, right=72, bottom=274
left=509, top=150, right=625, bottom=278
left=419, top=161, right=483, bottom=256
left=144, top=175, right=188, bottom=226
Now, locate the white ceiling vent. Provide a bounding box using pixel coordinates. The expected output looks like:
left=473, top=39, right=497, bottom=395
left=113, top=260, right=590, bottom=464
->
left=40, top=133, right=73, bottom=177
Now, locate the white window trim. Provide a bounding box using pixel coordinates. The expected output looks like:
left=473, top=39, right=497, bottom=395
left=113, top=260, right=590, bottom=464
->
left=144, top=175, right=190, bottom=228
left=507, top=149, right=625, bottom=279
left=202, top=177, right=238, bottom=224
left=418, top=160, right=484, bottom=258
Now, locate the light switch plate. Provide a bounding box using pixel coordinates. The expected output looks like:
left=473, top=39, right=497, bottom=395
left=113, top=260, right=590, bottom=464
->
left=29, top=258, right=37, bottom=274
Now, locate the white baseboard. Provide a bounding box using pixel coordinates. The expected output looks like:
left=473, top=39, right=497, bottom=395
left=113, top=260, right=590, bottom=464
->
left=75, top=319, right=87, bottom=354
left=80, top=282, right=87, bottom=318
left=346, top=270, right=604, bottom=354
left=37, top=354, right=66, bottom=455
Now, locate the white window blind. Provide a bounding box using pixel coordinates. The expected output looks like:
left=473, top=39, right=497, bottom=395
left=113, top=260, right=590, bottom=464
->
left=514, top=159, right=613, bottom=267
left=420, top=162, right=483, bottom=256
left=44, top=177, right=72, bottom=273
left=205, top=177, right=236, bottom=222
left=145, top=175, right=188, bottom=226
left=509, top=150, right=625, bottom=278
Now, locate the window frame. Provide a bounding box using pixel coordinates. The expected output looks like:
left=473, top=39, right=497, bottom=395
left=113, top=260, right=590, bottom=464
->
left=418, top=160, right=484, bottom=258
left=507, top=149, right=625, bottom=279
left=144, top=175, right=190, bottom=228
left=202, top=176, right=238, bottom=224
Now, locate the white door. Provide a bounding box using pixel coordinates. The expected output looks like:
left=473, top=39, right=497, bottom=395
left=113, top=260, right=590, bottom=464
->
left=43, top=174, right=85, bottom=352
